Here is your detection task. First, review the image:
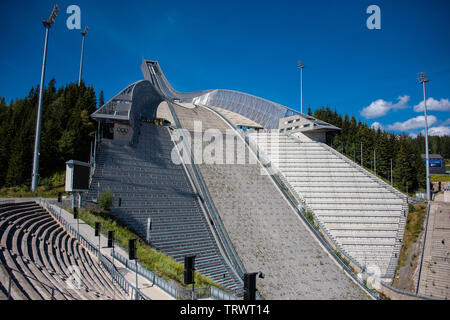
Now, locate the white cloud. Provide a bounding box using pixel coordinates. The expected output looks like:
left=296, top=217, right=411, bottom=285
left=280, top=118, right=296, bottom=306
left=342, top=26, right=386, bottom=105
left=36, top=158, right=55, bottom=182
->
left=409, top=132, right=418, bottom=138
left=361, top=95, right=410, bottom=119
left=370, top=122, right=384, bottom=130
left=414, top=98, right=450, bottom=112
left=386, top=115, right=437, bottom=131
left=428, top=126, right=450, bottom=137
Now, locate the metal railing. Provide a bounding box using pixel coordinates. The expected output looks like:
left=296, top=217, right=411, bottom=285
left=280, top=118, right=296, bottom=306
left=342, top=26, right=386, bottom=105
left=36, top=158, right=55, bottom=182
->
left=111, top=250, right=177, bottom=298
left=317, top=140, right=407, bottom=201
left=199, top=105, right=378, bottom=299
left=37, top=199, right=150, bottom=300
left=415, top=202, right=431, bottom=295
left=3, top=266, right=77, bottom=300
left=148, top=66, right=247, bottom=285
left=283, top=135, right=409, bottom=269
left=165, top=101, right=247, bottom=285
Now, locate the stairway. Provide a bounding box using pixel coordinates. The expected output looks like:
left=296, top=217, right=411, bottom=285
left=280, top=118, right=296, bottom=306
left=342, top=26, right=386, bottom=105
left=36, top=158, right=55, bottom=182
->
left=86, top=122, right=241, bottom=293
left=248, top=132, right=408, bottom=282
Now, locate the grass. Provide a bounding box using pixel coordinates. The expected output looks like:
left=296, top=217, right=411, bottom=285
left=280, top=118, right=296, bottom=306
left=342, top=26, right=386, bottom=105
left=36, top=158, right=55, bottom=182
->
left=430, top=174, right=450, bottom=182
left=0, top=171, right=66, bottom=198
left=397, top=203, right=427, bottom=269
left=67, top=207, right=226, bottom=293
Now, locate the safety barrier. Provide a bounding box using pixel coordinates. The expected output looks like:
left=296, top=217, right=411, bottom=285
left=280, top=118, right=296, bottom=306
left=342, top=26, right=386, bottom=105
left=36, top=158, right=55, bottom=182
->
left=37, top=199, right=150, bottom=300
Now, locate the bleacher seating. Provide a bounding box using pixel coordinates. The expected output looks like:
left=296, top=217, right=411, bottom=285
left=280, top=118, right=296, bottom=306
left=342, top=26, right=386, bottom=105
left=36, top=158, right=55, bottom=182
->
left=170, top=103, right=369, bottom=299
left=0, top=201, right=127, bottom=300
left=86, top=122, right=241, bottom=293
left=248, top=132, right=408, bottom=282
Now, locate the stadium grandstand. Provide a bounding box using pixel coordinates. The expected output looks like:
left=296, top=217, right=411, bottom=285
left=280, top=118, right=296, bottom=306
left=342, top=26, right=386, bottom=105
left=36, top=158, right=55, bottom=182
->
left=0, top=201, right=128, bottom=300
left=84, top=60, right=413, bottom=299
left=0, top=60, right=412, bottom=300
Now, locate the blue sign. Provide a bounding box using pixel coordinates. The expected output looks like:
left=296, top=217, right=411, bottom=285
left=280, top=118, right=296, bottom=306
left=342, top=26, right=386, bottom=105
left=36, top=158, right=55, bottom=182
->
left=429, top=160, right=442, bottom=168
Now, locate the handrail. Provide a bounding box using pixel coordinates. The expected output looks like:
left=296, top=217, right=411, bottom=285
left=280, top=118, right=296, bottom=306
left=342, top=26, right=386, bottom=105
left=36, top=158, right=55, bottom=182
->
left=165, top=100, right=247, bottom=286
left=147, top=65, right=245, bottom=281
left=317, top=140, right=407, bottom=201
left=111, top=250, right=178, bottom=299
left=3, top=265, right=77, bottom=300
left=253, top=133, right=437, bottom=299
left=204, top=105, right=358, bottom=264
left=415, top=201, right=431, bottom=295
left=284, top=135, right=410, bottom=262
left=200, top=105, right=379, bottom=299
left=37, top=199, right=150, bottom=300
left=199, top=105, right=378, bottom=300
left=167, top=126, right=243, bottom=295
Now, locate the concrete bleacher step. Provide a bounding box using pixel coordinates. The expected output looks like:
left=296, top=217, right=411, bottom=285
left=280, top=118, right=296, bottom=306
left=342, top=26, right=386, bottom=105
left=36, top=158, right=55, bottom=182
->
left=247, top=131, right=408, bottom=280
left=0, top=202, right=127, bottom=300
left=87, top=122, right=241, bottom=293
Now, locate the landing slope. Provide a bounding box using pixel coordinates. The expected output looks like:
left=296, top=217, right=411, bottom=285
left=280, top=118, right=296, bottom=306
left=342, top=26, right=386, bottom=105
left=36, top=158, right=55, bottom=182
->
left=172, top=103, right=369, bottom=299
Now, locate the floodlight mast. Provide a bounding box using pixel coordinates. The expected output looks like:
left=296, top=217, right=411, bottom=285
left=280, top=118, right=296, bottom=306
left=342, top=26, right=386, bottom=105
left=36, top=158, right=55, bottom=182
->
left=31, top=4, right=59, bottom=192
left=78, top=26, right=89, bottom=86
left=419, top=72, right=431, bottom=202
left=298, top=61, right=304, bottom=114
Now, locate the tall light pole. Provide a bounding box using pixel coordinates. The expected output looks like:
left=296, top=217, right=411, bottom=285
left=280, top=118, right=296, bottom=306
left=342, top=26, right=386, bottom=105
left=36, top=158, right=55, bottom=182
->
left=298, top=60, right=304, bottom=114
left=78, top=26, right=88, bottom=86
left=419, top=72, right=431, bottom=201
left=31, top=4, right=59, bottom=192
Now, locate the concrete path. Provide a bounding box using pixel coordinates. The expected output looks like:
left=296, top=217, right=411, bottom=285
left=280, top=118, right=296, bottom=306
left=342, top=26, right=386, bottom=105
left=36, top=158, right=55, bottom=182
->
left=43, top=201, right=174, bottom=300
left=418, top=199, right=450, bottom=299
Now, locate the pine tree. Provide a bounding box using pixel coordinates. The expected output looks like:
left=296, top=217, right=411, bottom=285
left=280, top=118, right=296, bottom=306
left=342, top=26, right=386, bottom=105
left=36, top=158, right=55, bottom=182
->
left=99, top=90, right=105, bottom=107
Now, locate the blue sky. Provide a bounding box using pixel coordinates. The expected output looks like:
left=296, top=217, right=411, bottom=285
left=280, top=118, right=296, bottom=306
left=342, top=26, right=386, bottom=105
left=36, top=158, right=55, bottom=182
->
left=1, top=0, right=449, bottom=136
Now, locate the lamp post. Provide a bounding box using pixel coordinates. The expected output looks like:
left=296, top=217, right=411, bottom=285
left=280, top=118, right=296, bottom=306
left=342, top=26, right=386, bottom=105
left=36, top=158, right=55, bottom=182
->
left=78, top=26, right=88, bottom=86
left=419, top=72, right=431, bottom=202
left=31, top=4, right=59, bottom=192
left=298, top=61, right=304, bottom=114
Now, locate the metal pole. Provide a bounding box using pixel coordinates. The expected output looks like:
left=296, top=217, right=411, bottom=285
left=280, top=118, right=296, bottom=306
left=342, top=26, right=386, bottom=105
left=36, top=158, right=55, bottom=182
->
left=192, top=270, right=195, bottom=300
left=421, top=75, right=431, bottom=202
left=146, top=218, right=151, bottom=243
left=300, top=67, right=303, bottom=114
left=112, top=246, right=116, bottom=300
left=406, top=181, right=409, bottom=204
left=135, top=259, right=139, bottom=300
left=90, top=141, right=93, bottom=164
left=31, top=26, right=50, bottom=192
left=31, top=5, right=58, bottom=191
left=298, top=61, right=304, bottom=114
left=78, top=27, right=88, bottom=86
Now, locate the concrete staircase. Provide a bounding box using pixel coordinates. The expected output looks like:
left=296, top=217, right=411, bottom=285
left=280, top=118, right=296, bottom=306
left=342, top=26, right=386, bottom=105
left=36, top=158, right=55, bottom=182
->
left=86, top=122, right=241, bottom=293
left=418, top=201, right=450, bottom=299
left=0, top=201, right=127, bottom=300
left=170, top=103, right=370, bottom=299
left=248, top=132, right=408, bottom=282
